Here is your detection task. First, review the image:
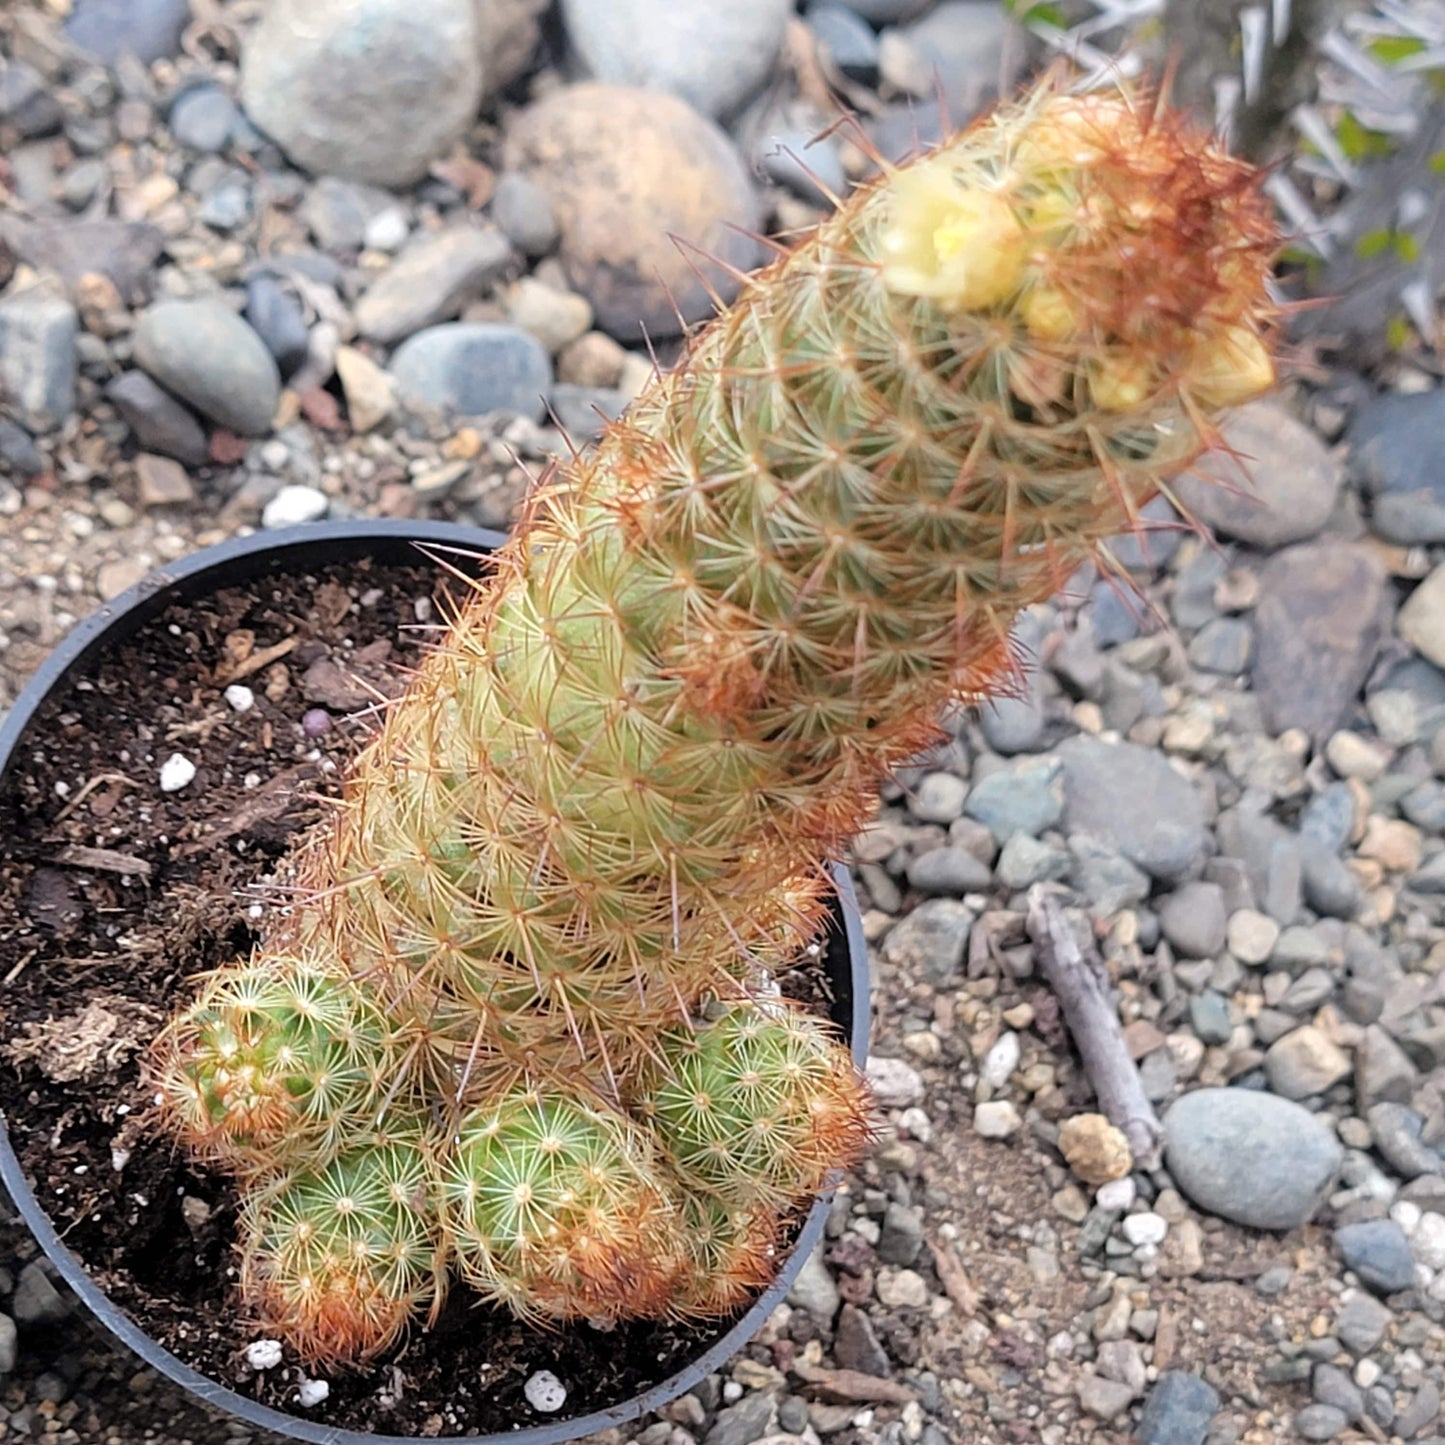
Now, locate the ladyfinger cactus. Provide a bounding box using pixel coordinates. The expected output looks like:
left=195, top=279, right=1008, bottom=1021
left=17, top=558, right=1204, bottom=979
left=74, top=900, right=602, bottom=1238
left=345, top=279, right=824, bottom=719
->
left=153, top=959, right=395, bottom=1172
left=670, top=1194, right=782, bottom=1318
left=442, top=1086, right=683, bottom=1324
left=153, top=77, right=1280, bottom=1364
left=238, top=1131, right=441, bottom=1365
left=636, top=1005, right=873, bottom=1208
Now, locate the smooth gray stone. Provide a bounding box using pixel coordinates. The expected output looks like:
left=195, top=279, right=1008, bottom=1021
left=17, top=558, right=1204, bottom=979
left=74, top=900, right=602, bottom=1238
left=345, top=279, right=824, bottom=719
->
left=133, top=300, right=279, bottom=436
left=388, top=323, right=552, bottom=423
left=1164, top=1087, right=1343, bottom=1230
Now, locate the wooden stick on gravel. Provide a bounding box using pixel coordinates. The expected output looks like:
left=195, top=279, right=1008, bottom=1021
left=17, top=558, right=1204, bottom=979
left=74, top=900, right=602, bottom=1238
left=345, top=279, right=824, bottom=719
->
left=1026, top=885, right=1164, bottom=1169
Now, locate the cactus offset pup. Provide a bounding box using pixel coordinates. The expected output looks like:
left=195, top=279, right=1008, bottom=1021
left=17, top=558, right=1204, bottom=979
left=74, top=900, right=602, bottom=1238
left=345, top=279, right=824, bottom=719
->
left=153, top=79, right=1280, bottom=1366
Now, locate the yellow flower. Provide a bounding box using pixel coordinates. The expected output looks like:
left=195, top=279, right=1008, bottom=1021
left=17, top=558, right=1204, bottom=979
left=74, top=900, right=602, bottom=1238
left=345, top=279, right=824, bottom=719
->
left=1187, top=322, right=1275, bottom=408
left=881, top=159, right=1026, bottom=312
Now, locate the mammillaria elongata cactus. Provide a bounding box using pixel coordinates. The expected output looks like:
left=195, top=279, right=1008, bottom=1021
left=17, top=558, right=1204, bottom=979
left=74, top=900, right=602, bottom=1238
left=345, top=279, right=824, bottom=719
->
left=153, top=78, right=1281, bottom=1366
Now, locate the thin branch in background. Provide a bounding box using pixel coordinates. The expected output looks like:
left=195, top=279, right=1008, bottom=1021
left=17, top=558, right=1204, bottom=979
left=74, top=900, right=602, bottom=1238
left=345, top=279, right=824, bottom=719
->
left=1025, top=886, right=1164, bottom=1170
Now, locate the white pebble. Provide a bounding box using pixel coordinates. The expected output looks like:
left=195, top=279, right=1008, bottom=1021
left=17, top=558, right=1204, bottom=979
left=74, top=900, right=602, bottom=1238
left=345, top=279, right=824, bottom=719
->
left=722, top=1380, right=744, bottom=1403
left=523, top=1370, right=566, bottom=1413
left=261, top=484, right=329, bottom=530
left=1355, top=1358, right=1382, bottom=1389
left=981, top=1031, right=1021, bottom=1089
left=364, top=207, right=410, bottom=252
left=245, top=1339, right=284, bottom=1370
left=851, top=1217, right=882, bottom=1246
left=158, top=753, right=197, bottom=793
left=224, top=683, right=255, bottom=712
left=297, top=1379, right=330, bottom=1407
left=865, top=1055, right=925, bottom=1109
left=1414, top=1211, right=1445, bottom=1271
left=1392, top=1200, right=1423, bottom=1237
left=973, top=1100, right=1021, bottom=1139
left=1095, top=1178, right=1136, bottom=1213
left=1122, top=1212, right=1168, bottom=1248
left=898, top=1106, right=933, bottom=1144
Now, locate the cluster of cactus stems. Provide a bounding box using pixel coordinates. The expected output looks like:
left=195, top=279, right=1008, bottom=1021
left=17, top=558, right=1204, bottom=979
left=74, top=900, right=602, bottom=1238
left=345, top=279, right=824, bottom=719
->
left=151, top=78, right=1281, bottom=1367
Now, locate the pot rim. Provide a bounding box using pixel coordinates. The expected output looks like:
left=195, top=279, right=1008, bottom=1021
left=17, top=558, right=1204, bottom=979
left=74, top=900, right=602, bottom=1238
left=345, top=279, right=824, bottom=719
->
left=0, top=519, right=872, bottom=1445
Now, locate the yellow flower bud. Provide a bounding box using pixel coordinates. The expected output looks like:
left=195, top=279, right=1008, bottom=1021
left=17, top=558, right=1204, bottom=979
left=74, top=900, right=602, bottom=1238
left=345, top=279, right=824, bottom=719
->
left=1089, top=355, right=1154, bottom=412
left=881, top=159, right=1026, bottom=312
left=1022, top=287, right=1079, bottom=342
left=1188, top=322, right=1274, bottom=408
left=1025, top=190, right=1081, bottom=239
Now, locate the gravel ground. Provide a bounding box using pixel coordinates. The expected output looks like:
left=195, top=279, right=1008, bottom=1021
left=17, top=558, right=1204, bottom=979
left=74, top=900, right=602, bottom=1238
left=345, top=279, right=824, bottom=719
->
left=7, top=1, right=1445, bottom=1443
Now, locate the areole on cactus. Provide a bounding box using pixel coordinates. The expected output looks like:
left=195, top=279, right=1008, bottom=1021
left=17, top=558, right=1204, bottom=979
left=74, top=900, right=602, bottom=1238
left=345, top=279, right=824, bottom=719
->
left=150, top=75, right=1282, bottom=1366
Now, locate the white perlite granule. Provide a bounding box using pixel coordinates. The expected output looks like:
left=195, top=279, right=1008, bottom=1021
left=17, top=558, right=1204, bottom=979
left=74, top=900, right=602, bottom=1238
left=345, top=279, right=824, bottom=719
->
left=524, top=1370, right=567, bottom=1413
left=158, top=753, right=197, bottom=792
left=245, top=1339, right=283, bottom=1371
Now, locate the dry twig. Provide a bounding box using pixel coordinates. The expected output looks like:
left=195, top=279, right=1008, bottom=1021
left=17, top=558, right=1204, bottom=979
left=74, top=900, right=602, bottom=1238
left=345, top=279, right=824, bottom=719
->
left=1026, top=885, right=1164, bottom=1168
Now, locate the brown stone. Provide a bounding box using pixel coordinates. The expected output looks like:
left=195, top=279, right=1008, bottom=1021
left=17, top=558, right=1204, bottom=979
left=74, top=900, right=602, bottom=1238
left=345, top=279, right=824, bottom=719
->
left=334, top=346, right=395, bottom=434
left=1058, top=1112, right=1132, bottom=1185
left=1359, top=815, right=1423, bottom=874
left=133, top=453, right=194, bottom=507
left=502, top=84, right=762, bottom=341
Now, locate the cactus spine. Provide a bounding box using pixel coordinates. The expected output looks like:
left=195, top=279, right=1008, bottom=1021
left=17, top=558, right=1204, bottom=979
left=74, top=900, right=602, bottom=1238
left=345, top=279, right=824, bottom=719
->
left=153, top=78, right=1280, bottom=1365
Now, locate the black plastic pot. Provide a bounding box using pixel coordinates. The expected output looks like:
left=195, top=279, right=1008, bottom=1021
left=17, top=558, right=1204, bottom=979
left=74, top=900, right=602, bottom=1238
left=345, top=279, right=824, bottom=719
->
left=0, top=519, right=872, bottom=1445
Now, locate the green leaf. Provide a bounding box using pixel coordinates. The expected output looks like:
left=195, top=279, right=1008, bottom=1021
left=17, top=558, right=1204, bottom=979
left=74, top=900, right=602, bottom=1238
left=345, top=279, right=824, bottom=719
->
left=1367, top=34, right=1428, bottom=64
left=1429, top=150, right=1445, bottom=174
left=1387, top=313, right=1414, bottom=351
left=1004, top=0, right=1064, bottom=21
left=1355, top=228, right=1395, bottom=260
left=1395, top=231, right=1422, bottom=263
left=1278, top=244, right=1323, bottom=277
left=1335, top=111, right=1395, bottom=161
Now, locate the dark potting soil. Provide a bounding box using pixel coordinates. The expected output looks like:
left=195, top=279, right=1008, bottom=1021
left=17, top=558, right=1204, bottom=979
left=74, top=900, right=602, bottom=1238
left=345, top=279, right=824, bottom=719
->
left=0, top=555, right=817, bottom=1438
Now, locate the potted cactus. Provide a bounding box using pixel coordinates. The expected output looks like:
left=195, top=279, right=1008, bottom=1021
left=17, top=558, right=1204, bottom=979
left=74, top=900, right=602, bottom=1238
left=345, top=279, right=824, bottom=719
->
left=0, top=76, right=1279, bottom=1439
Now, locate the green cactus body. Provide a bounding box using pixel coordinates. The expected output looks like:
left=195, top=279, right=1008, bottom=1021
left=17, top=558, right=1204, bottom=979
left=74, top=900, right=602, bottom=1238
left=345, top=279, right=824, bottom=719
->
left=239, top=1131, right=442, bottom=1364
left=638, top=1005, right=871, bottom=1207
left=154, top=959, right=396, bottom=1171
left=441, top=1086, right=683, bottom=1322
left=670, top=1192, right=781, bottom=1318
left=153, top=79, right=1280, bottom=1362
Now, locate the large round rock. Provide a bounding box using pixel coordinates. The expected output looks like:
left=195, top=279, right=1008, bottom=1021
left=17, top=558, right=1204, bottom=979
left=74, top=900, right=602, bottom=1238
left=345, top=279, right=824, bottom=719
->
left=1163, top=1088, right=1343, bottom=1231
left=240, top=0, right=484, bottom=187
left=133, top=301, right=280, bottom=437
left=502, top=85, right=762, bottom=342
left=388, top=323, right=552, bottom=422
left=560, top=0, right=792, bottom=120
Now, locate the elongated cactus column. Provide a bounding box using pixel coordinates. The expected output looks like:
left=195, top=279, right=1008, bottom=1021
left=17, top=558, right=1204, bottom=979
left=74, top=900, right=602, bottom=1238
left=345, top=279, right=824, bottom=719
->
left=155, top=80, right=1281, bottom=1364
